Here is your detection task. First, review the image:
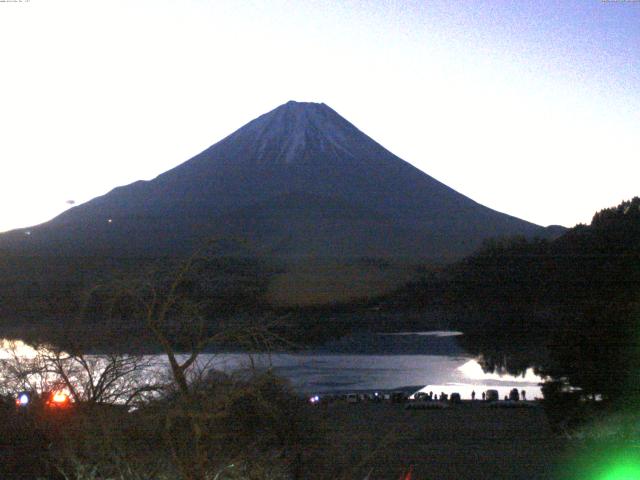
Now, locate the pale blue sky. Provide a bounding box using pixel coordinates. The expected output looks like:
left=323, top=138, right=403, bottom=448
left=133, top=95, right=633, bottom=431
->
left=1, top=0, right=638, bottom=232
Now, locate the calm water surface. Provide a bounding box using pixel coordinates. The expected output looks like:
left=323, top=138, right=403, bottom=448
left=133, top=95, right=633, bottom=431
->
left=190, top=352, right=543, bottom=399
left=179, top=331, right=544, bottom=399
left=1, top=332, right=544, bottom=399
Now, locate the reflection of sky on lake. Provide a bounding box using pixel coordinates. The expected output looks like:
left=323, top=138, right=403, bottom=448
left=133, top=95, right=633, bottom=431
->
left=187, top=330, right=544, bottom=398
left=191, top=353, right=466, bottom=391
left=190, top=352, right=544, bottom=399
left=1, top=332, right=545, bottom=399
left=378, top=331, right=463, bottom=337
left=0, top=339, right=40, bottom=359
left=417, top=359, right=544, bottom=400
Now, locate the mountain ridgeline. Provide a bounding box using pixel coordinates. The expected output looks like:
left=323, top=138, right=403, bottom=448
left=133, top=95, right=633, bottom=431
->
left=0, top=101, right=558, bottom=260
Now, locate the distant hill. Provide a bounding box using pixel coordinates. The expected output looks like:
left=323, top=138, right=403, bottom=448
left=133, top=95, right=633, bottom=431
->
left=0, top=101, right=559, bottom=260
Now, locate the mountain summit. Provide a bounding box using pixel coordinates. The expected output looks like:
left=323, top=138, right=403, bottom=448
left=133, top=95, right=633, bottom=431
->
left=1, top=101, right=556, bottom=259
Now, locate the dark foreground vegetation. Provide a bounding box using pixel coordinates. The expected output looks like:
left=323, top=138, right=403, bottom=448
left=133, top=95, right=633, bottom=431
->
left=314, top=401, right=562, bottom=480
left=0, top=371, right=315, bottom=480
left=0, top=388, right=564, bottom=480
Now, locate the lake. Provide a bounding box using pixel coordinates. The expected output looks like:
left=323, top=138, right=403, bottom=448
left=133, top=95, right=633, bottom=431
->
left=193, top=352, right=544, bottom=399
left=179, top=331, right=545, bottom=399
left=1, top=332, right=545, bottom=400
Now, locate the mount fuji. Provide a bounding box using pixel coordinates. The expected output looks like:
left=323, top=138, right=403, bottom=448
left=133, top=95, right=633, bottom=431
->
left=0, top=101, right=558, bottom=260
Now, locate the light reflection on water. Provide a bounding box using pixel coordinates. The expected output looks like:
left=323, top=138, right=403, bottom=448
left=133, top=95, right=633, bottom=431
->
left=0, top=339, right=41, bottom=359
left=0, top=335, right=544, bottom=399
left=415, top=361, right=544, bottom=400
left=180, top=353, right=544, bottom=399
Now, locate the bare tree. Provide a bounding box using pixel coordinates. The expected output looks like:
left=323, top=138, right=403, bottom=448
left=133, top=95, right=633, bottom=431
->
left=0, top=340, right=52, bottom=395
left=99, top=246, right=293, bottom=397
left=78, top=246, right=297, bottom=480
left=0, top=340, right=164, bottom=406
left=0, top=244, right=300, bottom=480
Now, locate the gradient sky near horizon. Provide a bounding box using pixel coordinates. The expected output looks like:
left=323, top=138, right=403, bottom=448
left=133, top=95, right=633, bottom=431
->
left=1, top=0, right=638, bottom=233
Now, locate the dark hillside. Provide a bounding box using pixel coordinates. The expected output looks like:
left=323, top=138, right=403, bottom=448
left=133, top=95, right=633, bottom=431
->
left=0, top=254, right=271, bottom=349
left=380, top=197, right=640, bottom=403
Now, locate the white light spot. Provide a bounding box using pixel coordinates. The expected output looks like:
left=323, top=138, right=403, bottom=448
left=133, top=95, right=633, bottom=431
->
left=0, top=339, right=40, bottom=359
left=457, top=360, right=544, bottom=383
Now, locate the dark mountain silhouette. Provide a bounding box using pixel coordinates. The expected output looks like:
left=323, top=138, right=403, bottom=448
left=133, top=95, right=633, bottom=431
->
left=0, top=101, right=560, bottom=259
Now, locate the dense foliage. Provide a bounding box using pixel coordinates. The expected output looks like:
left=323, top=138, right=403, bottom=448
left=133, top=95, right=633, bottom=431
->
left=395, top=197, right=640, bottom=408
left=0, top=254, right=272, bottom=350
left=0, top=371, right=316, bottom=480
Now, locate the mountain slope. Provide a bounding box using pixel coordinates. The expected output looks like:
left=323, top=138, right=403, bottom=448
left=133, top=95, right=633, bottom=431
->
left=0, top=101, right=557, bottom=259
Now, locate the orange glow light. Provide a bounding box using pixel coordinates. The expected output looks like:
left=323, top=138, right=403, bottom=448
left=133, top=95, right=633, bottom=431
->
left=51, top=392, right=69, bottom=404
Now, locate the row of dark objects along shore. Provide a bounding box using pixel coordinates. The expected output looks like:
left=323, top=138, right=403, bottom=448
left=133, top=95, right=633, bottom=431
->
left=307, top=388, right=539, bottom=409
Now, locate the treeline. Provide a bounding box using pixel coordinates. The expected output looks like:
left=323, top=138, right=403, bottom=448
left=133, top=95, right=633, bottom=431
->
left=0, top=253, right=274, bottom=350
left=381, top=197, right=640, bottom=406
left=0, top=245, right=439, bottom=351
left=0, top=249, right=397, bottom=352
